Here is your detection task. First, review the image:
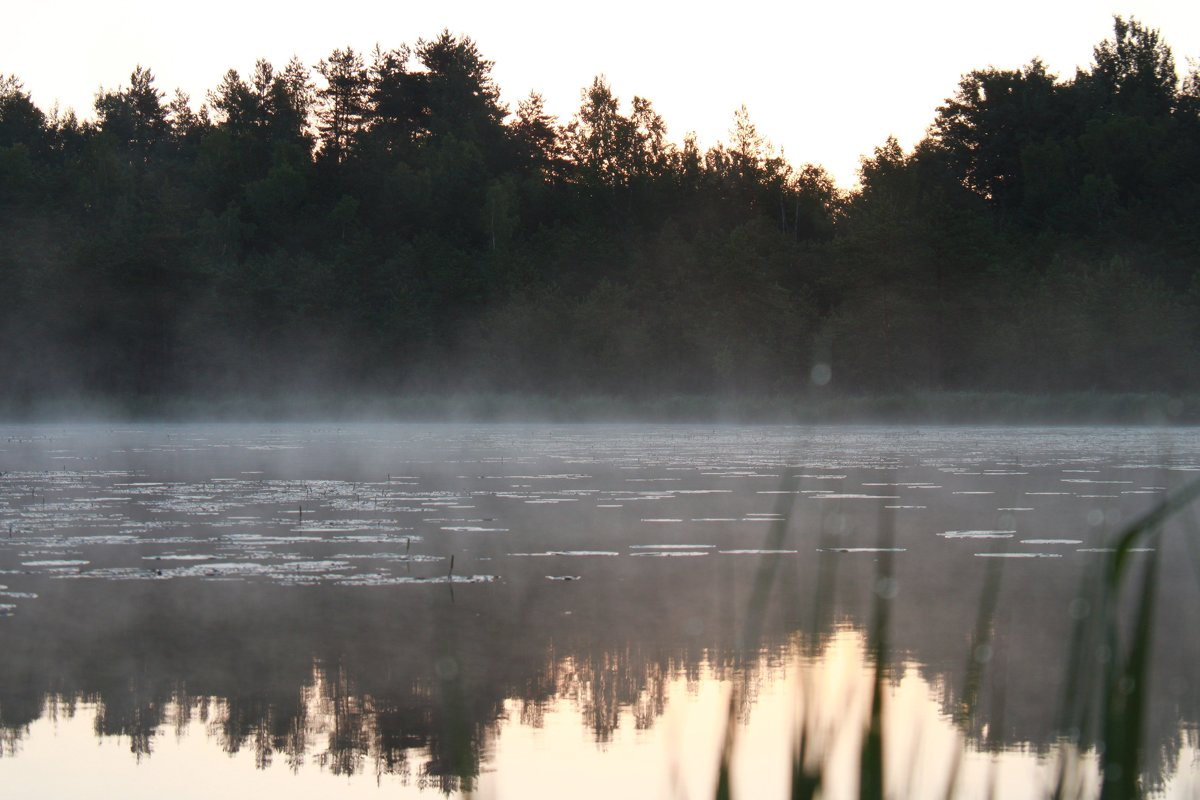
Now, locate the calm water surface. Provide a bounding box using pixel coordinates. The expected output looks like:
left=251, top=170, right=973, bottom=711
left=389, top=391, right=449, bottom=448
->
left=1, top=424, right=1198, bottom=798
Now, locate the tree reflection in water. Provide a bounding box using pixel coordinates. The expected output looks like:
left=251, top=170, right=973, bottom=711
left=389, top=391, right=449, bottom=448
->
left=2, top=616, right=1196, bottom=795
left=0, top=424, right=1198, bottom=796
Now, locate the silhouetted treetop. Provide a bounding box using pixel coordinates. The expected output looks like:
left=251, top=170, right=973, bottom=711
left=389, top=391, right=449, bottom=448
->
left=95, top=66, right=168, bottom=159
left=315, top=47, right=368, bottom=163
left=932, top=60, right=1060, bottom=211
left=0, top=75, right=47, bottom=150
left=1086, top=15, right=1178, bottom=117
left=1, top=17, right=1199, bottom=407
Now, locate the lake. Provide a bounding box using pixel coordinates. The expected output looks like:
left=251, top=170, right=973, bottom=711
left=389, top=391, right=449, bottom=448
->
left=1, top=424, right=1198, bottom=798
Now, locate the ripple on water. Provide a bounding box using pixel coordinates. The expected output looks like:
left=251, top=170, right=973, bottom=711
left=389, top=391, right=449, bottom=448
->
left=329, top=553, right=443, bottom=562
left=334, top=574, right=496, bottom=586
left=507, top=550, right=619, bottom=557
left=821, top=547, right=907, bottom=553
left=720, top=549, right=799, bottom=555
left=1077, top=547, right=1155, bottom=553
left=54, top=568, right=165, bottom=581
left=439, top=526, right=509, bottom=532
left=974, top=552, right=1062, bottom=558
left=142, top=554, right=216, bottom=561
left=630, top=544, right=715, bottom=550
left=814, top=494, right=900, bottom=500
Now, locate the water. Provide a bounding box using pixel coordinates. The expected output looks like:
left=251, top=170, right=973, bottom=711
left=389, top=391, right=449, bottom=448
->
left=1, top=424, right=1198, bottom=798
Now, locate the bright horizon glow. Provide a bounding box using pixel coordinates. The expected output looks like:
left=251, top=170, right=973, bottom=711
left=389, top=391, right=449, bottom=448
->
left=5, top=2, right=1200, bottom=188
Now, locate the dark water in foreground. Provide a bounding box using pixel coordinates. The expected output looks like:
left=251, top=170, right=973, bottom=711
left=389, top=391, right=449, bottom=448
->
left=0, top=424, right=1198, bottom=798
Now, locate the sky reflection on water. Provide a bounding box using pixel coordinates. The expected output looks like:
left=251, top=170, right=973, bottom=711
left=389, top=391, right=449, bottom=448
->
left=1, top=424, right=1199, bottom=797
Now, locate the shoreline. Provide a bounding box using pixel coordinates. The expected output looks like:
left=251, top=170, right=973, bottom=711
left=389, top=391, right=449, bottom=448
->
left=3, top=391, right=1199, bottom=425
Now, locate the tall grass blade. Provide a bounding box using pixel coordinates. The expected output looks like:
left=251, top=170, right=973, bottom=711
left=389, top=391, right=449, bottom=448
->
left=1057, top=478, right=1198, bottom=800
left=1053, top=561, right=1107, bottom=800
left=957, top=556, right=1002, bottom=728
left=1099, top=549, right=1160, bottom=800
left=715, top=747, right=733, bottom=800
left=860, top=664, right=885, bottom=800
left=1180, top=503, right=1200, bottom=589
left=859, top=500, right=894, bottom=800
left=791, top=720, right=822, bottom=800
left=943, top=555, right=1003, bottom=800
left=1105, top=478, right=1200, bottom=589
left=716, top=474, right=800, bottom=800
left=806, top=506, right=840, bottom=658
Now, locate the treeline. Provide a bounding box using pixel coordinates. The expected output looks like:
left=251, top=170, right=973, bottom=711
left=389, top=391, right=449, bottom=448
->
left=2, top=17, right=1200, bottom=409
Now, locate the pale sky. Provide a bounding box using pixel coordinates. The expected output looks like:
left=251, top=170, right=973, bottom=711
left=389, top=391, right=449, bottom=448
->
left=5, top=1, right=1200, bottom=187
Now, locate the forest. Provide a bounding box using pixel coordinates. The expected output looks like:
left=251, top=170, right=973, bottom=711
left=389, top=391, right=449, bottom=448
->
left=2, top=16, right=1200, bottom=415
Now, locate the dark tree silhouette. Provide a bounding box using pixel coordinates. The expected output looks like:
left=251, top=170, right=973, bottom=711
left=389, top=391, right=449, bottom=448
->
left=1, top=18, right=1199, bottom=412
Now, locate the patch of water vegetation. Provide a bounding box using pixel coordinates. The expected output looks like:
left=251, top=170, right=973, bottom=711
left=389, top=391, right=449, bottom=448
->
left=0, top=424, right=1198, bottom=797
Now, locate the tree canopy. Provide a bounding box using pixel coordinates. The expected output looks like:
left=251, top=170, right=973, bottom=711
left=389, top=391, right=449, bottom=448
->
left=2, top=19, right=1200, bottom=412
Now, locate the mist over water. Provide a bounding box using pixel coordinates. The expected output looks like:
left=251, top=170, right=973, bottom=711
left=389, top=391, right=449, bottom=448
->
left=0, top=423, right=1198, bottom=797
left=6, top=20, right=1200, bottom=415
left=6, top=14, right=1200, bottom=798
